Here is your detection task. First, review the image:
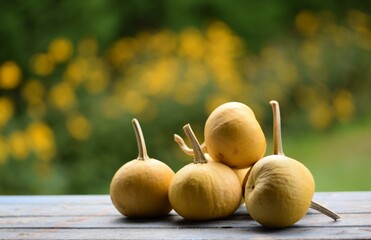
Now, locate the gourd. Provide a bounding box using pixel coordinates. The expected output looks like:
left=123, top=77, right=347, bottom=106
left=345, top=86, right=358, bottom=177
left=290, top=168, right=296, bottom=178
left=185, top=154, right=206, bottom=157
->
left=204, top=102, right=266, bottom=169
left=174, top=134, right=251, bottom=196
left=110, top=118, right=175, bottom=218
left=168, top=124, right=242, bottom=221
left=245, top=100, right=340, bottom=228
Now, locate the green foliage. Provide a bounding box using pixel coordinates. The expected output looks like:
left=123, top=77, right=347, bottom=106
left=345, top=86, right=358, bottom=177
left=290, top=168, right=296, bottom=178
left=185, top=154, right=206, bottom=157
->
left=0, top=1, right=370, bottom=194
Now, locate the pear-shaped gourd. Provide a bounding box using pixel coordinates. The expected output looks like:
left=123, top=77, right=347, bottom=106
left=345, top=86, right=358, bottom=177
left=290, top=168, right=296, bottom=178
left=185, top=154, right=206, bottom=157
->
left=204, top=102, right=266, bottom=169
left=245, top=101, right=340, bottom=228
left=168, top=124, right=242, bottom=221
left=110, top=118, right=175, bottom=218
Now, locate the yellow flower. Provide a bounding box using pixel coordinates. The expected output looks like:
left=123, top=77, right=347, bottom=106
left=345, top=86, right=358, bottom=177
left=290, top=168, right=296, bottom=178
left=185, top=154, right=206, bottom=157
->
left=21, top=79, right=46, bottom=105
left=139, top=57, right=178, bottom=96
left=179, top=27, right=205, bottom=60
left=64, top=58, right=88, bottom=87
left=108, top=37, right=138, bottom=67
left=27, top=122, right=56, bottom=161
left=0, top=97, right=14, bottom=129
left=85, top=65, right=108, bottom=95
left=333, top=90, right=355, bottom=123
left=295, top=10, right=319, bottom=37
left=30, top=53, right=55, bottom=76
left=66, top=114, right=92, bottom=140
left=48, top=82, right=76, bottom=112
left=118, top=90, right=149, bottom=115
left=8, top=131, right=29, bottom=160
left=48, top=37, right=73, bottom=63
left=0, top=61, right=22, bottom=89
left=347, top=10, right=369, bottom=33
left=309, top=102, right=333, bottom=130
left=299, top=40, right=321, bottom=68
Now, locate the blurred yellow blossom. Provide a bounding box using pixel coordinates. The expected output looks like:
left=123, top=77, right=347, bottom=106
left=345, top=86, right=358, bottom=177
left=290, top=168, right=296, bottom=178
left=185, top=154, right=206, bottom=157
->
left=0, top=97, right=14, bottom=129
left=65, top=58, right=89, bottom=87
left=179, top=28, right=205, bottom=60
left=85, top=64, right=109, bottom=95
left=27, top=122, right=56, bottom=161
left=31, top=53, right=55, bottom=76
left=139, top=57, right=178, bottom=96
left=119, top=90, right=149, bottom=115
left=309, top=101, right=333, bottom=130
left=295, top=10, right=319, bottom=37
left=299, top=40, right=321, bottom=68
left=108, top=37, right=138, bottom=68
left=333, top=89, right=355, bottom=122
left=67, top=114, right=92, bottom=140
left=0, top=61, right=22, bottom=89
left=48, top=37, right=73, bottom=63
left=8, top=131, right=29, bottom=160
left=48, top=82, right=76, bottom=112
left=21, top=79, right=46, bottom=105
left=347, top=10, right=369, bottom=33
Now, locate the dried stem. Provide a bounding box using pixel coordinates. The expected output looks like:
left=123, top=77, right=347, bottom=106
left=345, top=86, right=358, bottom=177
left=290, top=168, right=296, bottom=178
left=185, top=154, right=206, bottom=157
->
left=270, top=100, right=284, bottom=156
left=183, top=124, right=207, bottom=164
left=310, top=201, right=341, bottom=221
left=174, top=134, right=206, bottom=156
left=174, top=134, right=195, bottom=156
left=132, top=118, right=149, bottom=160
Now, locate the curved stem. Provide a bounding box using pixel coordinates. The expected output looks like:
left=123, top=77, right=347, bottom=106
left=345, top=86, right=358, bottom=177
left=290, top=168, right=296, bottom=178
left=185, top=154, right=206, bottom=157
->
left=132, top=118, right=149, bottom=160
left=174, top=134, right=195, bottom=156
left=174, top=134, right=207, bottom=156
left=310, top=200, right=341, bottom=221
left=270, top=100, right=284, bottom=156
left=183, top=124, right=207, bottom=164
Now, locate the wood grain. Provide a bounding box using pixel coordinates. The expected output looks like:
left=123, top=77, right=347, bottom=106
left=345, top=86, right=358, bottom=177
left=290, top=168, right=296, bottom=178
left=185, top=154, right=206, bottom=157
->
left=1, top=192, right=370, bottom=239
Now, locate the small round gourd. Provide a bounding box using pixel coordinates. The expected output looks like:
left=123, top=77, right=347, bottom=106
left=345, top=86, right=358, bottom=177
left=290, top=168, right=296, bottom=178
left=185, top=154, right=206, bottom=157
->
left=204, top=102, right=266, bottom=169
left=110, top=118, right=175, bottom=218
left=174, top=133, right=250, bottom=199
left=168, top=124, right=242, bottom=221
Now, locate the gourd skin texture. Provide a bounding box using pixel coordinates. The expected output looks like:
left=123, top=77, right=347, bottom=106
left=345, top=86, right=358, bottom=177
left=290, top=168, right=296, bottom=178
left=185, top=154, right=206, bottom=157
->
left=245, top=155, right=315, bottom=228
left=168, top=161, right=242, bottom=221
left=204, top=102, right=266, bottom=169
left=110, top=159, right=175, bottom=218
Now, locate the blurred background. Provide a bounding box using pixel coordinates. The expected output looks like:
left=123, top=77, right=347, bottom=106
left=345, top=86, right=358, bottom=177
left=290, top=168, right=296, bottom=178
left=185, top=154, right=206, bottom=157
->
left=0, top=0, right=370, bottom=194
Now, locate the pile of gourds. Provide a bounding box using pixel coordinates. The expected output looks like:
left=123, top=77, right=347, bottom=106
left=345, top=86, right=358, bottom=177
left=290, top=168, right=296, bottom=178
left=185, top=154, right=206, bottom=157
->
left=110, top=100, right=340, bottom=228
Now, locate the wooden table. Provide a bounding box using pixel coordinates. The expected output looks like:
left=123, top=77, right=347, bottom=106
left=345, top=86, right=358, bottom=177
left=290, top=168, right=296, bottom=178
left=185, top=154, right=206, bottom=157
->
left=1, top=192, right=370, bottom=239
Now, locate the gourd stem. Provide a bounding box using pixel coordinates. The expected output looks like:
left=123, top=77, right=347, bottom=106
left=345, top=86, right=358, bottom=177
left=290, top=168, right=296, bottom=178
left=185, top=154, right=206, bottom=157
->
left=270, top=100, right=284, bottom=156
left=174, top=134, right=195, bottom=156
left=310, top=200, right=341, bottom=221
left=183, top=124, right=207, bottom=163
left=132, top=118, right=149, bottom=160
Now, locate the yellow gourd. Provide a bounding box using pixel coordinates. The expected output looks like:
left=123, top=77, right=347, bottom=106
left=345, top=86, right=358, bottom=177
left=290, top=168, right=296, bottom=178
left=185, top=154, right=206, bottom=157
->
left=110, top=118, right=175, bottom=218
left=168, top=124, right=242, bottom=221
left=204, top=102, right=266, bottom=169
left=245, top=101, right=340, bottom=228
left=174, top=133, right=250, bottom=198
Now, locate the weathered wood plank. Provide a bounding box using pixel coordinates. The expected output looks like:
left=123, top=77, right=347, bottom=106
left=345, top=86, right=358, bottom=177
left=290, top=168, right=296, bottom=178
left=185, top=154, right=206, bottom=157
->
left=0, top=195, right=110, bottom=205
left=2, top=227, right=371, bottom=240
left=0, top=213, right=368, bottom=229
left=1, top=192, right=369, bottom=205
left=0, top=200, right=364, bottom=217
left=1, top=192, right=370, bottom=240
